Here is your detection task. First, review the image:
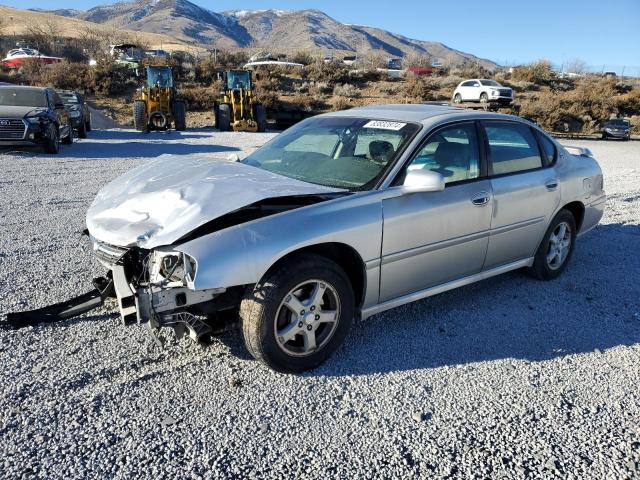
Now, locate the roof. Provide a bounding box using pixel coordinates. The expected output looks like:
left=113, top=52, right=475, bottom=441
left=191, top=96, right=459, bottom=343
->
left=323, top=103, right=469, bottom=123
left=0, top=85, right=48, bottom=91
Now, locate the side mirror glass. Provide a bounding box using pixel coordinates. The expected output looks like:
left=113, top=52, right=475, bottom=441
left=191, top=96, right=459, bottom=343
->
left=401, top=169, right=445, bottom=193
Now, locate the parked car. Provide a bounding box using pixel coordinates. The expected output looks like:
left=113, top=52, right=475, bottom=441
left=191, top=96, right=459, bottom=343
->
left=0, top=86, right=73, bottom=153
left=86, top=105, right=605, bottom=373
left=453, top=79, right=513, bottom=104
left=602, top=118, right=631, bottom=140
left=59, top=90, right=91, bottom=138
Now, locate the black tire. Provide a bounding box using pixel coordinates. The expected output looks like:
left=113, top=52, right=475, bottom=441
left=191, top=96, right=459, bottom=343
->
left=133, top=100, right=147, bottom=132
left=240, top=254, right=355, bottom=373
left=254, top=103, right=267, bottom=132
left=173, top=100, right=186, bottom=131
left=453, top=93, right=462, bottom=104
left=530, top=209, right=577, bottom=281
left=85, top=118, right=92, bottom=132
left=43, top=125, right=59, bottom=154
left=78, top=121, right=87, bottom=139
left=61, top=127, right=73, bottom=145
left=601, top=133, right=607, bottom=140
left=217, top=103, right=231, bottom=132
left=479, top=92, right=489, bottom=103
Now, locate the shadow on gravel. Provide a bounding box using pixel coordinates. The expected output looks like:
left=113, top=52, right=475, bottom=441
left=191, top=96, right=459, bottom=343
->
left=88, top=129, right=215, bottom=141
left=315, top=222, right=640, bottom=377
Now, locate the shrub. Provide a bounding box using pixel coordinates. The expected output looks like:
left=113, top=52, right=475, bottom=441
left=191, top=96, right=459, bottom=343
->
left=39, top=62, right=94, bottom=92
left=301, top=61, right=349, bottom=86
left=511, top=60, right=555, bottom=84
left=333, top=83, right=361, bottom=98
left=93, top=59, right=134, bottom=96
left=178, top=84, right=220, bottom=111
left=334, top=97, right=353, bottom=111
left=288, top=50, right=314, bottom=65
left=403, top=74, right=438, bottom=101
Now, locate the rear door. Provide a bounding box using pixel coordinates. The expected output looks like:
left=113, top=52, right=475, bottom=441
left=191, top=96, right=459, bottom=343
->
left=482, top=121, right=560, bottom=269
left=380, top=121, right=492, bottom=302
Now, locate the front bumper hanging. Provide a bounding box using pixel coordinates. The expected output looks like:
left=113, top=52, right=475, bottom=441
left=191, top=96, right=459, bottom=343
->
left=1, top=277, right=114, bottom=330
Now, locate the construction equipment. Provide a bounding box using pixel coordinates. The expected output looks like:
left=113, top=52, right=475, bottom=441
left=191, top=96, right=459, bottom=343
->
left=214, top=70, right=267, bottom=133
left=133, top=58, right=186, bottom=132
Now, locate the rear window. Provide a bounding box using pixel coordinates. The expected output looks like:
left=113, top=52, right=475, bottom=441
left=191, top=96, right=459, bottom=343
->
left=484, top=122, right=543, bottom=175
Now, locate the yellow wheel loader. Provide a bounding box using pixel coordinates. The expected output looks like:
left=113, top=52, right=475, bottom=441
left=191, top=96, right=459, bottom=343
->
left=214, top=70, right=267, bottom=133
left=133, top=59, right=186, bottom=132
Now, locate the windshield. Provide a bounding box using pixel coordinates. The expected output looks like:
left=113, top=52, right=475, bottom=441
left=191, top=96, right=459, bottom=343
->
left=607, top=119, right=630, bottom=127
left=0, top=88, right=47, bottom=107
left=226, top=71, right=251, bottom=90
left=59, top=93, right=79, bottom=105
left=480, top=80, right=500, bottom=86
left=242, top=117, right=421, bottom=190
left=146, top=67, right=173, bottom=88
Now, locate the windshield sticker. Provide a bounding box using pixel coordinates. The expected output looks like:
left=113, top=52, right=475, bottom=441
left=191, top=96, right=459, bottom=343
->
left=363, top=120, right=407, bottom=131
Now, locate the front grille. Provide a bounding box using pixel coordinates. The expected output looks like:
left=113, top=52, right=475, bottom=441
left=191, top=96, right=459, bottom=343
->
left=93, top=240, right=129, bottom=266
left=498, top=89, right=512, bottom=97
left=0, top=119, right=27, bottom=140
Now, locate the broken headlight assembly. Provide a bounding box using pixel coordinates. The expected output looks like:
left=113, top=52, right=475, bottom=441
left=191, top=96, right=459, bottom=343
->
left=147, top=250, right=197, bottom=288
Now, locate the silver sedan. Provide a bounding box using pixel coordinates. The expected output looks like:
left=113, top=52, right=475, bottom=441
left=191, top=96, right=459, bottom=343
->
left=87, top=104, right=606, bottom=372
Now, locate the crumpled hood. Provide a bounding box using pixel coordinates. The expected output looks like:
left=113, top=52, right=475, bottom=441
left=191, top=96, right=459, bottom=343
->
left=86, top=156, right=343, bottom=249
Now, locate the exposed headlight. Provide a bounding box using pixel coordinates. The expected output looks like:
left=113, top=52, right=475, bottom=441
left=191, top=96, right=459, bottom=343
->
left=25, top=116, right=43, bottom=124
left=148, top=250, right=196, bottom=287
left=70, top=111, right=81, bottom=118
left=491, top=89, right=498, bottom=95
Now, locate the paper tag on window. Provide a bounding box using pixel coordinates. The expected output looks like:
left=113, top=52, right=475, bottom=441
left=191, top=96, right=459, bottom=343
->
left=363, top=120, right=407, bottom=131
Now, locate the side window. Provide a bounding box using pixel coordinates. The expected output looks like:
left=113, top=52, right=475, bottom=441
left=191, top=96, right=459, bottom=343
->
left=484, top=122, right=543, bottom=175
left=406, top=123, right=480, bottom=184
left=46, top=91, right=55, bottom=107
left=537, top=131, right=557, bottom=165
left=462, top=81, right=475, bottom=87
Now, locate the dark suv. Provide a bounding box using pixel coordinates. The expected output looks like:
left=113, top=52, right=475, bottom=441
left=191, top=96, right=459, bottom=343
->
left=602, top=118, right=631, bottom=140
left=0, top=86, right=73, bottom=154
left=59, top=90, right=91, bottom=138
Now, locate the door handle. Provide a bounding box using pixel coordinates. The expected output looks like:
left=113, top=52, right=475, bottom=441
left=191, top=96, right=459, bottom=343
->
left=545, top=179, right=559, bottom=191
left=471, top=191, right=490, bottom=206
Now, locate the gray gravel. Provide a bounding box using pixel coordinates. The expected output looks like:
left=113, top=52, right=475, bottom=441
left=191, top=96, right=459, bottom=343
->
left=0, top=130, right=639, bottom=479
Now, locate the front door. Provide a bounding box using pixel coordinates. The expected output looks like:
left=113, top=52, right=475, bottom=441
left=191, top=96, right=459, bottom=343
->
left=380, top=122, right=492, bottom=302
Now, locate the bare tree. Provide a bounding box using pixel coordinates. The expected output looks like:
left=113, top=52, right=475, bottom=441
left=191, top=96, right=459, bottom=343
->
left=24, top=20, right=61, bottom=55
left=564, top=58, right=589, bottom=75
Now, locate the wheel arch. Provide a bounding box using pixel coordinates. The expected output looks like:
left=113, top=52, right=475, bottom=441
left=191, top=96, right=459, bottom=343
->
left=562, top=201, right=585, bottom=233
left=264, top=242, right=367, bottom=309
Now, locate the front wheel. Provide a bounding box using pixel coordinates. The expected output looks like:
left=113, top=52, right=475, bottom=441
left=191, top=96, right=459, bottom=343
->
left=133, top=100, right=147, bottom=131
left=530, top=209, right=577, bottom=280
left=240, top=254, right=355, bottom=373
left=173, top=100, right=186, bottom=131
left=43, top=125, right=59, bottom=154
left=78, top=121, right=87, bottom=138
left=453, top=93, right=462, bottom=104
left=479, top=92, right=489, bottom=103
left=61, top=127, right=73, bottom=145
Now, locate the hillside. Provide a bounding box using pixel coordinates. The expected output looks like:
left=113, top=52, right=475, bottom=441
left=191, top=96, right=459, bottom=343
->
left=36, top=0, right=498, bottom=68
left=0, top=6, right=198, bottom=52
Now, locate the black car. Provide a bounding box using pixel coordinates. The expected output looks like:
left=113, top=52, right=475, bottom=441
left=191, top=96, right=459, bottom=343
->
left=602, top=118, right=632, bottom=140
left=0, top=86, right=73, bottom=153
left=59, top=90, right=91, bottom=138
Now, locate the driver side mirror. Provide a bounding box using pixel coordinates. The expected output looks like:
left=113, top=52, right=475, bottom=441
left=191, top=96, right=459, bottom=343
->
left=401, top=169, right=445, bottom=193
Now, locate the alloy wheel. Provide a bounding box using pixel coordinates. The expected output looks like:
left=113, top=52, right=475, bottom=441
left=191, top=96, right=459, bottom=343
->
left=546, top=221, right=572, bottom=270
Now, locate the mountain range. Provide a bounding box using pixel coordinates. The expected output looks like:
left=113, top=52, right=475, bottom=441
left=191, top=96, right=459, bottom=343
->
left=33, top=0, right=497, bottom=68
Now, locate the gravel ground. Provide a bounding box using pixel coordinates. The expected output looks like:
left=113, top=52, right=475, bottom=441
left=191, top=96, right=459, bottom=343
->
left=0, top=130, right=639, bottom=479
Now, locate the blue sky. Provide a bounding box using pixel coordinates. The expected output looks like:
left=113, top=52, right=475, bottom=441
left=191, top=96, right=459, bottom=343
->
left=4, top=0, right=640, bottom=72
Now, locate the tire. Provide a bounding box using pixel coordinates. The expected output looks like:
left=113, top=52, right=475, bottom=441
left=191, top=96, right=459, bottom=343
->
left=601, top=133, right=607, bottom=140
left=85, top=118, right=92, bottom=132
left=61, top=127, right=73, bottom=145
left=78, top=120, right=87, bottom=139
left=43, top=125, right=59, bottom=154
left=217, top=103, right=231, bottom=132
left=453, top=93, right=462, bottom=104
left=254, top=103, right=267, bottom=132
left=530, top=209, right=577, bottom=281
left=173, top=100, right=186, bottom=131
left=133, top=100, right=147, bottom=132
left=479, top=92, right=489, bottom=103
left=240, top=254, right=355, bottom=373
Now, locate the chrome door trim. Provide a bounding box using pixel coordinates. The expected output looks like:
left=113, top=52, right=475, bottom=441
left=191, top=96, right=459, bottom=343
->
left=360, top=257, right=534, bottom=320
left=381, top=229, right=490, bottom=265
left=489, top=216, right=545, bottom=236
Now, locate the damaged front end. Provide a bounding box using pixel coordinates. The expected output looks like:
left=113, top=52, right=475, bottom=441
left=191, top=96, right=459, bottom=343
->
left=95, top=238, right=241, bottom=342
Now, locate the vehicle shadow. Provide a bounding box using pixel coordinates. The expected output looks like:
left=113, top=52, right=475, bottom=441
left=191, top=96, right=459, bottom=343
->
left=311, top=222, right=640, bottom=377
left=86, top=129, right=215, bottom=141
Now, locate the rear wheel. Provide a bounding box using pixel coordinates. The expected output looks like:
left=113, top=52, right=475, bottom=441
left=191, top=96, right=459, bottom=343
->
left=43, top=125, right=59, bottom=154
left=530, top=209, right=576, bottom=280
left=254, top=103, right=267, bottom=132
left=133, top=100, right=147, bottom=131
left=78, top=120, right=87, bottom=138
left=217, top=103, right=231, bottom=132
left=173, top=100, right=186, bottom=131
left=240, top=254, right=355, bottom=373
